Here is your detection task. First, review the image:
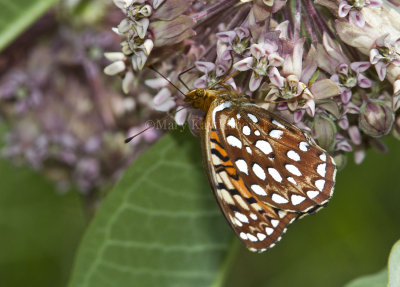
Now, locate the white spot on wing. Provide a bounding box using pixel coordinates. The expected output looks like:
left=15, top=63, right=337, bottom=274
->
left=235, top=212, right=249, bottom=223
left=242, top=125, right=251, bottom=136
left=219, top=189, right=235, bottom=205
left=299, top=141, right=309, bottom=152
left=255, top=140, right=273, bottom=155
left=251, top=203, right=262, bottom=211
left=247, top=233, right=258, bottom=242
left=272, top=193, right=289, bottom=204
left=315, top=179, right=325, bottom=191
left=235, top=159, right=248, bottom=175
left=254, top=130, right=261, bottom=136
left=307, top=190, right=319, bottom=199
left=285, top=164, right=302, bottom=176
left=246, top=146, right=252, bottom=154
left=240, top=232, right=248, bottom=240
left=268, top=167, right=282, bottom=182
left=317, top=163, right=326, bottom=177
left=257, top=233, right=267, bottom=241
left=287, top=150, right=301, bottom=161
left=247, top=113, right=258, bottom=123
left=234, top=195, right=250, bottom=210
left=227, top=135, right=242, bottom=148
left=272, top=120, right=286, bottom=129
left=212, top=101, right=232, bottom=125
left=234, top=218, right=243, bottom=227
left=252, top=163, right=266, bottom=180
left=287, top=177, right=297, bottom=185
left=265, top=227, right=274, bottom=235
left=251, top=184, right=267, bottom=196
left=236, top=113, right=241, bottom=119
left=278, top=210, right=287, bottom=218
left=319, top=153, right=327, bottom=161
left=250, top=213, right=258, bottom=220
left=291, top=194, right=306, bottom=205
left=269, top=129, right=283, bottom=139
left=227, top=117, right=235, bottom=128
left=271, top=219, right=279, bottom=227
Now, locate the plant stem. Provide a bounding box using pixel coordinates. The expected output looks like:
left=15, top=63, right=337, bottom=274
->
left=294, top=0, right=302, bottom=40
left=191, top=0, right=240, bottom=23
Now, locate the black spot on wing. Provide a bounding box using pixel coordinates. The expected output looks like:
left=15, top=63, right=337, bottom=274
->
left=211, top=148, right=230, bottom=162
left=245, top=197, right=257, bottom=204
left=210, top=138, right=224, bottom=148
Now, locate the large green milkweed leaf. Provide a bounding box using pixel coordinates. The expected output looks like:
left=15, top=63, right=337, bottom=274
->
left=345, top=240, right=400, bottom=287
left=0, top=0, right=58, bottom=52
left=388, top=240, right=400, bottom=287
left=69, top=130, right=234, bottom=287
left=344, top=270, right=387, bottom=287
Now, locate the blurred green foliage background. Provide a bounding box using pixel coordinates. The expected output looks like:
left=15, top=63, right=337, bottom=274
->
left=0, top=122, right=86, bottom=287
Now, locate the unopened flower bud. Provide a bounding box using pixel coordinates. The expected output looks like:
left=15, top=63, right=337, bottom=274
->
left=104, top=52, right=125, bottom=61
left=139, top=5, right=152, bottom=18
left=122, top=71, right=134, bottom=94
left=104, top=61, right=125, bottom=75
left=359, top=100, right=395, bottom=137
left=354, top=149, right=366, bottom=165
left=312, top=115, right=337, bottom=151
left=287, top=75, right=299, bottom=88
left=333, top=153, right=347, bottom=170
left=348, top=125, right=362, bottom=145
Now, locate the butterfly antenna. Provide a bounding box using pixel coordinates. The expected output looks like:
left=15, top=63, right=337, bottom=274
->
left=125, top=65, right=193, bottom=144
left=178, top=66, right=196, bottom=91
left=125, top=106, right=189, bottom=144
left=125, top=125, right=153, bottom=143
left=146, top=64, right=186, bottom=96
left=209, top=70, right=240, bottom=90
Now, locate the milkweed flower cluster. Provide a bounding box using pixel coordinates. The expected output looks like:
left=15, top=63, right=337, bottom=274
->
left=0, top=17, right=161, bottom=193
left=106, top=0, right=400, bottom=167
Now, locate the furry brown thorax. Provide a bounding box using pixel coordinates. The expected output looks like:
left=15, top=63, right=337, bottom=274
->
left=184, top=88, right=249, bottom=114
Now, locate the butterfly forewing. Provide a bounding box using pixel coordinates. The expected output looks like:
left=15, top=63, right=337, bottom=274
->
left=202, top=105, right=299, bottom=251
left=214, top=103, right=337, bottom=213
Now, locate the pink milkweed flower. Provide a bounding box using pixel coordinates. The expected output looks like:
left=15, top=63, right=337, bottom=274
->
left=338, top=0, right=382, bottom=28
left=234, top=39, right=284, bottom=91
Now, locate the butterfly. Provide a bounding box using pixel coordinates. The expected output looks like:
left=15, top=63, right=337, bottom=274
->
left=184, top=85, right=337, bottom=252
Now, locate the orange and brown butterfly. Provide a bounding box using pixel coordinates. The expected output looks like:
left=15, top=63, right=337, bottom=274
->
left=183, top=81, right=337, bottom=252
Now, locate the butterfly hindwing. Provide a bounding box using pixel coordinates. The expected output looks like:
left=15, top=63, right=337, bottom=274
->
left=213, top=102, right=337, bottom=213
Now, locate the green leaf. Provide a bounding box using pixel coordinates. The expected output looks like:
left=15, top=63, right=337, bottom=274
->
left=344, top=269, right=387, bottom=287
left=69, top=130, right=234, bottom=287
left=344, top=240, right=400, bottom=287
left=0, top=159, right=86, bottom=287
left=388, top=240, right=400, bottom=287
left=0, top=0, right=59, bottom=52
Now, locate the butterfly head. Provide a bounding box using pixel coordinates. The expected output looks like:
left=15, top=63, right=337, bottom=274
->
left=184, top=88, right=218, bottom=114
